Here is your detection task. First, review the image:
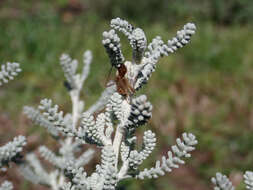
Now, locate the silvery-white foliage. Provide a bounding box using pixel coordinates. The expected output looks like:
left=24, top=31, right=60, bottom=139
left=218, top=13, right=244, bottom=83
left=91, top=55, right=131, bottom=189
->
left=82, top=50, right=92, bottom=83
left=21, top=51, right=95, bottom=190
left=20, top=153, right=50, bottom=185
left=0, top=181, right=13, bottom=190
left=79, top=113, right=104, bottom=146
left=136, top=133, right=197, bottom=179
left=110, top=92, right=131, bottom=124
left=0, top=62, right=21, bottom=86
left=0, top=63, right=24, bottom=189
left=211, top=173, right=235, bottom=190
left=130, top=28, right=147, bottom=64
left=102, top=29, right=124, bottom=68
left=23, top=106, right=59, bottom=137
left=126, top=95, right=152, bottom=130
left=99, top=146, right=118, bottom=190
left=244, top=171, right=253, bottom=190
left=60, top=50, right=93, bottom=91
left=127, top=130, right=156, bottom=171
left=140, top=130, right=156, bottom=160
left=38, top=98, right=76, bottom=137
left=145, top=23, right=196, bottom=62
left=210, top=171, right=253, bottom=190
left=19, top=18, right=199, bottom=190
left=39, top=146, right=63, bottom=169
left=110, top=18, right=134, bottom=39
left=38, top=99, right=65, bottom=129
left=110, top=18, right=147, bottom=64
left=75, top=149, right=95, bottom=168
left=120, top=142, right=130, bottom=162
left=110, top=18, right=196, bottom=92
left=64, top=160, right=88, bottom=187
left=133, top=23, right=196, bottom=91
left=2, top=17, right=253, bottom=190
left=60, top=53, right=78, bottom=90
left=0, top=136, right=26, bottom=168
left=135, top=24, right=194, bottom=90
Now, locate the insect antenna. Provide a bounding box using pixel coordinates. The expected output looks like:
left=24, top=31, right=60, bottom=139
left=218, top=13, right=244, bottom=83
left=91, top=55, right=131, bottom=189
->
left=105, top=65, right=114, bottom=87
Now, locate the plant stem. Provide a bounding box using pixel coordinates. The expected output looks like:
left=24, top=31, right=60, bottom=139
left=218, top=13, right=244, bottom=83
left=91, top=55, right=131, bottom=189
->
left=70, top=89, right=80, bottom=129
left=118, top=160, right=129, bottom=179
left=113, top=124, right=124, bottom=169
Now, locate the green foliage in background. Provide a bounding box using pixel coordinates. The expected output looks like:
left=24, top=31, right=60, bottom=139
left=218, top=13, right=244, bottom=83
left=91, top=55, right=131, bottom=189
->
left=84, top=0, right=253, bottom=25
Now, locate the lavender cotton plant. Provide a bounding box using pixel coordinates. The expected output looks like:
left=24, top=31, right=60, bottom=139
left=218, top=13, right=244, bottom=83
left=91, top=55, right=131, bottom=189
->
left=19, top=18, right=198, bottom=190
left=20, top=51, right=95, bottom=190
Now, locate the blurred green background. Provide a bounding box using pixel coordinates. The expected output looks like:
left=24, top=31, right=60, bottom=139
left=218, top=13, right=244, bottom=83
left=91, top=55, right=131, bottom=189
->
left=1, top=0, right=253, bottom=189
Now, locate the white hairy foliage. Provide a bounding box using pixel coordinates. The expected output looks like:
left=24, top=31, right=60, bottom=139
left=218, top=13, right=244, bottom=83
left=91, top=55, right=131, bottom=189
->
left=110, top=92, right=131, bottom=124
left=126, top=95, right=152, bottom=129
left=19, top=18, right=199, bottom=190
left=211, top=173, right=235, bottom=190
left=38, top=99, right=75, bottom=136
left=3, top=17, right=253, bottom=190
left=19, top=153, right=50, bottom=185
left=0, top=136, right=26, bottom=168
left=0, top=181, right=13, bottom=190
left=102, top=29, right=125, bottom=68
left=23, top=106, right=59, bottom=137
left=110, top=18, right=134, bottom=39
left=0, top=62, right=21, bottom=86
left=136, top=133, right=197, bottom=179
left=39, top=146, right=63, bottom=169
left=244, top=171, right=253, bottom=190
left=21, top=51, right=95, bottom=190
left=60, top=50, right=93, bottom=91
left=60, top=54, right=78, bottom=89
left=0, top=64, right=24, bottom=189
left=82, top=50, right=92, bottom=83
left=76, top=148, right=95, bottom=167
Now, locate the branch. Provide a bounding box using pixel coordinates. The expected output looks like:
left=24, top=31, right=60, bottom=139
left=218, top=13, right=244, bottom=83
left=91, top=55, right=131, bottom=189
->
left=133, top=23, right=196, bottom=91
left=81, top=50, right=92, bottom=83
left=136, top=133, right=197, bottom=179
left=39, top=146, right=63, bottom=169
left=38, top=99, right=75, bottom=136
left=76, top=149, right=95, bottom=167
left=23, top=106, right=59, bottom=137
left=20, top=153, right=50, bottom=185
left=60, top=54, right=78, bottom=90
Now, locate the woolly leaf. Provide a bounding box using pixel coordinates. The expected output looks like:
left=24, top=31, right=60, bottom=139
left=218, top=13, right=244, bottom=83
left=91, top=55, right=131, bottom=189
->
left=211, top=173, right=235, bottom=190
left=244, top=171, right=253, bottom=190
left=102, top=29, right=124, bottom=68
left=0, top=136, right=26, bottom=168
left=0, top=62, right=21, bottom=86
left=0, top=181, right=13, bottom=190
left=136, top=133, right=197, bottom=179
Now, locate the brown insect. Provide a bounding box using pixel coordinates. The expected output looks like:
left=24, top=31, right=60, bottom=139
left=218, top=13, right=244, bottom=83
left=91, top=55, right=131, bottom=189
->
left=115, top=64, right=135, bottom=97
left=93, top=64, right=135, bottom=119
left=92, top=107, right=106, bottom=121
left=105, top=63, right=135, bottom=97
